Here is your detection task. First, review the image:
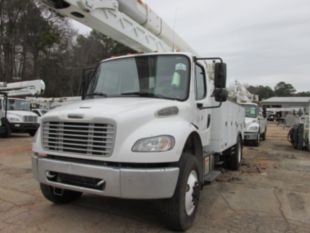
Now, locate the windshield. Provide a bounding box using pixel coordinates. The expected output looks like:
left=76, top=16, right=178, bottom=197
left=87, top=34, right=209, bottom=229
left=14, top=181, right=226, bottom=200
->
left=244, top=105, right=258, bottom=118
left=6, top=99, right=31, bottom=111
left=87, top=55, right=190, bottom=101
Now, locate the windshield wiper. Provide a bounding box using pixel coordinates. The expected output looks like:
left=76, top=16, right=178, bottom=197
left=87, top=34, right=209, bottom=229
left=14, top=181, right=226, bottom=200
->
left=120, top=92, right=179, bottom=100
left=86, top=92, right=108, bottom=98
left=121, top=91, right=156, bottom=97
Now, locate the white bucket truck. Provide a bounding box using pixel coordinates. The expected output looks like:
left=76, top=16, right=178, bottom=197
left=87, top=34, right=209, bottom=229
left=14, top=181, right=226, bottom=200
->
left=0, top=80, right=45, bottom=137
left=0, top=97, right=39, bottom=136
left=242, top=103, right=267, bottom=146
left=33, top=0, right=245, bottom=230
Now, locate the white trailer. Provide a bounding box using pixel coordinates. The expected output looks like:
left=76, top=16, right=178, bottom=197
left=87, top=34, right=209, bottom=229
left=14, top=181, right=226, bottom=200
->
left=32, top=0, right=245, bottom=230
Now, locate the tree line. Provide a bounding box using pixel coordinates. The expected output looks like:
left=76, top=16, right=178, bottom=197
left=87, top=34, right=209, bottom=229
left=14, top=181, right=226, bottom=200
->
left=0, top=1, right=308, bottom=99
left=247, top=82, right=310, bottom=101
left=0, top=0, right=132, bottom=97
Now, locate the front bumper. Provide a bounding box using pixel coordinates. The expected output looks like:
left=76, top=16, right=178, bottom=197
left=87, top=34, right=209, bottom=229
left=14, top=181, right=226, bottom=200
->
left=32, top=155, right=179, bottom=199
left=244, top=132, right=258, bottom=140
left=10, top=123, right=39, bottom=132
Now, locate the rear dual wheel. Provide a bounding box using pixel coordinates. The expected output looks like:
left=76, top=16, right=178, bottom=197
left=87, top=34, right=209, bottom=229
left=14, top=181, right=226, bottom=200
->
left=228, top=137, right=243, bottom=170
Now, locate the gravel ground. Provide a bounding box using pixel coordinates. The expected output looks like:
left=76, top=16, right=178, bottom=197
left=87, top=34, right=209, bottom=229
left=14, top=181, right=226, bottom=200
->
left=0, top=124, right=310, bottom=233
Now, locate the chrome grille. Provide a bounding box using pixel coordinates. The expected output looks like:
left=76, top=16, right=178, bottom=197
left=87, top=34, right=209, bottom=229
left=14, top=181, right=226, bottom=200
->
left=24, top=115, right=38, bottom=123
left=42, top=121, right=115, bottom=157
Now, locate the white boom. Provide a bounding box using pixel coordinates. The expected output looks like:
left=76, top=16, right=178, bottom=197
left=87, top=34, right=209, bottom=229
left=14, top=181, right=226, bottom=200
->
left=42, top=0, right=196, bottom=54
left=0, top=80, right=46, bottom=97
left=228, top=81, right=259, bottom=103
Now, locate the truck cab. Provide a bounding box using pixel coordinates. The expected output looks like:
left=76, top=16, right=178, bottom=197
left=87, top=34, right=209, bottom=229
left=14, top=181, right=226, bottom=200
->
left=242, top=103, right=267, bottom=146
left=0, top=97, right=39, bottom=136
left=32, top=53, right=244, bottom=231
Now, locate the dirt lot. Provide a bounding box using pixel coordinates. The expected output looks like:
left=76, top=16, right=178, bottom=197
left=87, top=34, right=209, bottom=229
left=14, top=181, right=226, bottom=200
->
left=0, top=124, right=310, bottom=233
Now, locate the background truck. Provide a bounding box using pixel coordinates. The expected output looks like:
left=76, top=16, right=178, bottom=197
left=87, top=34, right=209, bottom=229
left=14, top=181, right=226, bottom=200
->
left=242, top=103, right=267, bottom=146
left=32, top=0, right=245, bottom=231
left=0, top=80, right=45, bottom=137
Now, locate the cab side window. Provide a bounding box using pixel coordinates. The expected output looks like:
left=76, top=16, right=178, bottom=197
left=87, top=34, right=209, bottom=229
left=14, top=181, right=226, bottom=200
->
left=195, top=64, right=206, bottom=100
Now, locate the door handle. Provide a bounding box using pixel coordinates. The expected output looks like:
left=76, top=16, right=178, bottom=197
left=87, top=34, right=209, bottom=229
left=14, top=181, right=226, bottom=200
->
left=196, top=103, right=203, bottom=109
left=207, top=114, right=211, bottom=128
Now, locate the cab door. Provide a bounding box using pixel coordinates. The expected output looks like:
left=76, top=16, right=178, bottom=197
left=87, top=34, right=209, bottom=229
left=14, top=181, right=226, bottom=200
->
left=194, top=64, right=211, bottom=146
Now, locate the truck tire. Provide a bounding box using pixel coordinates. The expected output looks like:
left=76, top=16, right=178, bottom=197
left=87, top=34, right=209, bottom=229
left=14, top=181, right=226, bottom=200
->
left=28, top=130, right=37, bottom=137
left=163, top=153, right=201, bottom=231
left=2, top=118, right=11, bottom=137
left=253, top=132, right=260, bottom=147
left=40, top=184, right=82, bottom=204
left=228, top=137, right=242, bottom=170
left=261, top=128, right=267, bottom=141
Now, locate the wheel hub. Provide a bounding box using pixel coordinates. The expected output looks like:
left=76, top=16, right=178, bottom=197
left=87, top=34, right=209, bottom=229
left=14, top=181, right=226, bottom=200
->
left=185, top=170, right=199, bottom=216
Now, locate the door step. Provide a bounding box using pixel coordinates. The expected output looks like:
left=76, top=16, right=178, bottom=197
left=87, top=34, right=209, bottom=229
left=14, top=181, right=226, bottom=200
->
left=204, top=170, right=221, bottom=184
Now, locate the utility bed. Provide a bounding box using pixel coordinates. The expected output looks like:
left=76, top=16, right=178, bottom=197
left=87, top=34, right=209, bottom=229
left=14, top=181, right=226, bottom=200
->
left=209, top=101, right=245, bottom=153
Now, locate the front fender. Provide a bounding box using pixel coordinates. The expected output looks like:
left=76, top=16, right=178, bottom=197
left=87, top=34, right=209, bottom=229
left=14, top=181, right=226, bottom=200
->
left=33, top=117, right=199, bottom=164
left=115, top=118, right=198, bottom=163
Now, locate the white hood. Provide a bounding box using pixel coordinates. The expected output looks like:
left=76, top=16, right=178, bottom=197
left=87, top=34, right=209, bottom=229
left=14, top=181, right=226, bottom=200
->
left=7, top=110, right=38, bottom=117
left=45, top=97, right=181, bottom=120
left=245, top=117, right=259, bottom=131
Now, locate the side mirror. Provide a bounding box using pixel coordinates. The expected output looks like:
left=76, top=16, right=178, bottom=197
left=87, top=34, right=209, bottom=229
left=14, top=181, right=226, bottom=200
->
left=262, top=107, right=267, bottom=118
left=80, top=66, right=96, bottom=99
left=214, top=88, right=228, bottom=102
left=214, top=63, right=227, bottom=88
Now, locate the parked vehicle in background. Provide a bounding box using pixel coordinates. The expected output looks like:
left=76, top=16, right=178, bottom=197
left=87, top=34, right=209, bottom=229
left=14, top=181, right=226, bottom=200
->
left=0, top=79, right=45, bottom=137
left=0, top=97, right=39, bottom=136
left=242, top=103, right=267, bottom=146
left=267, top=110, right=275, bottom=121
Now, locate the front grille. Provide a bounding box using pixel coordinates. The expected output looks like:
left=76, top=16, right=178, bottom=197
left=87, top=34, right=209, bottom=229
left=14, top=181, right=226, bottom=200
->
left=24, top=115, right=38, bottom=123
left=42, top=121, right=115, bottom=157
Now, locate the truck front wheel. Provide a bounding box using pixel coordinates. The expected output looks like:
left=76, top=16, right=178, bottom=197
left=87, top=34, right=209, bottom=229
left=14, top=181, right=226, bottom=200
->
left=163, top=153, right=201, bottom=231
left=261, top=128, right=267, bottom=141
left=28, top=130, right=37, bottom=137
left=1, top=118, right=11, bottom=137
left=40, top=184, right=82, bottom=204
left=253, top=132, right=260, bottom=146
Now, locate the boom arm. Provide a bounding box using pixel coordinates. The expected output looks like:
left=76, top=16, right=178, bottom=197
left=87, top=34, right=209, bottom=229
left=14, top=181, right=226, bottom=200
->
left=42, top=0, right=196, bottom=54
left=0, top=80, right=46, bottom=97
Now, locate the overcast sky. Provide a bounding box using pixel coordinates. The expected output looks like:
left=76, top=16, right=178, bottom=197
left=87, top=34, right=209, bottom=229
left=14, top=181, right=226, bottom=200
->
left=72, top=0, right=310, bottom=91
left=146, top=0, right=310, bottom=91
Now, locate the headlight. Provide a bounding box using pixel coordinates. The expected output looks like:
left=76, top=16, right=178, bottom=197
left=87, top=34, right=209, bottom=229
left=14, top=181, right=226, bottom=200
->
left=249, top=125, right=259, bottom=131
left=9, top=117, right=21, bottom=122
left=132, top=135, right=175, bottom=152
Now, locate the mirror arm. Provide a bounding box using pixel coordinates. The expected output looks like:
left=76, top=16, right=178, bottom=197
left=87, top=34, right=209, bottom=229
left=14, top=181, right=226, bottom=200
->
left=197, top=102, right=222, bottom=110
